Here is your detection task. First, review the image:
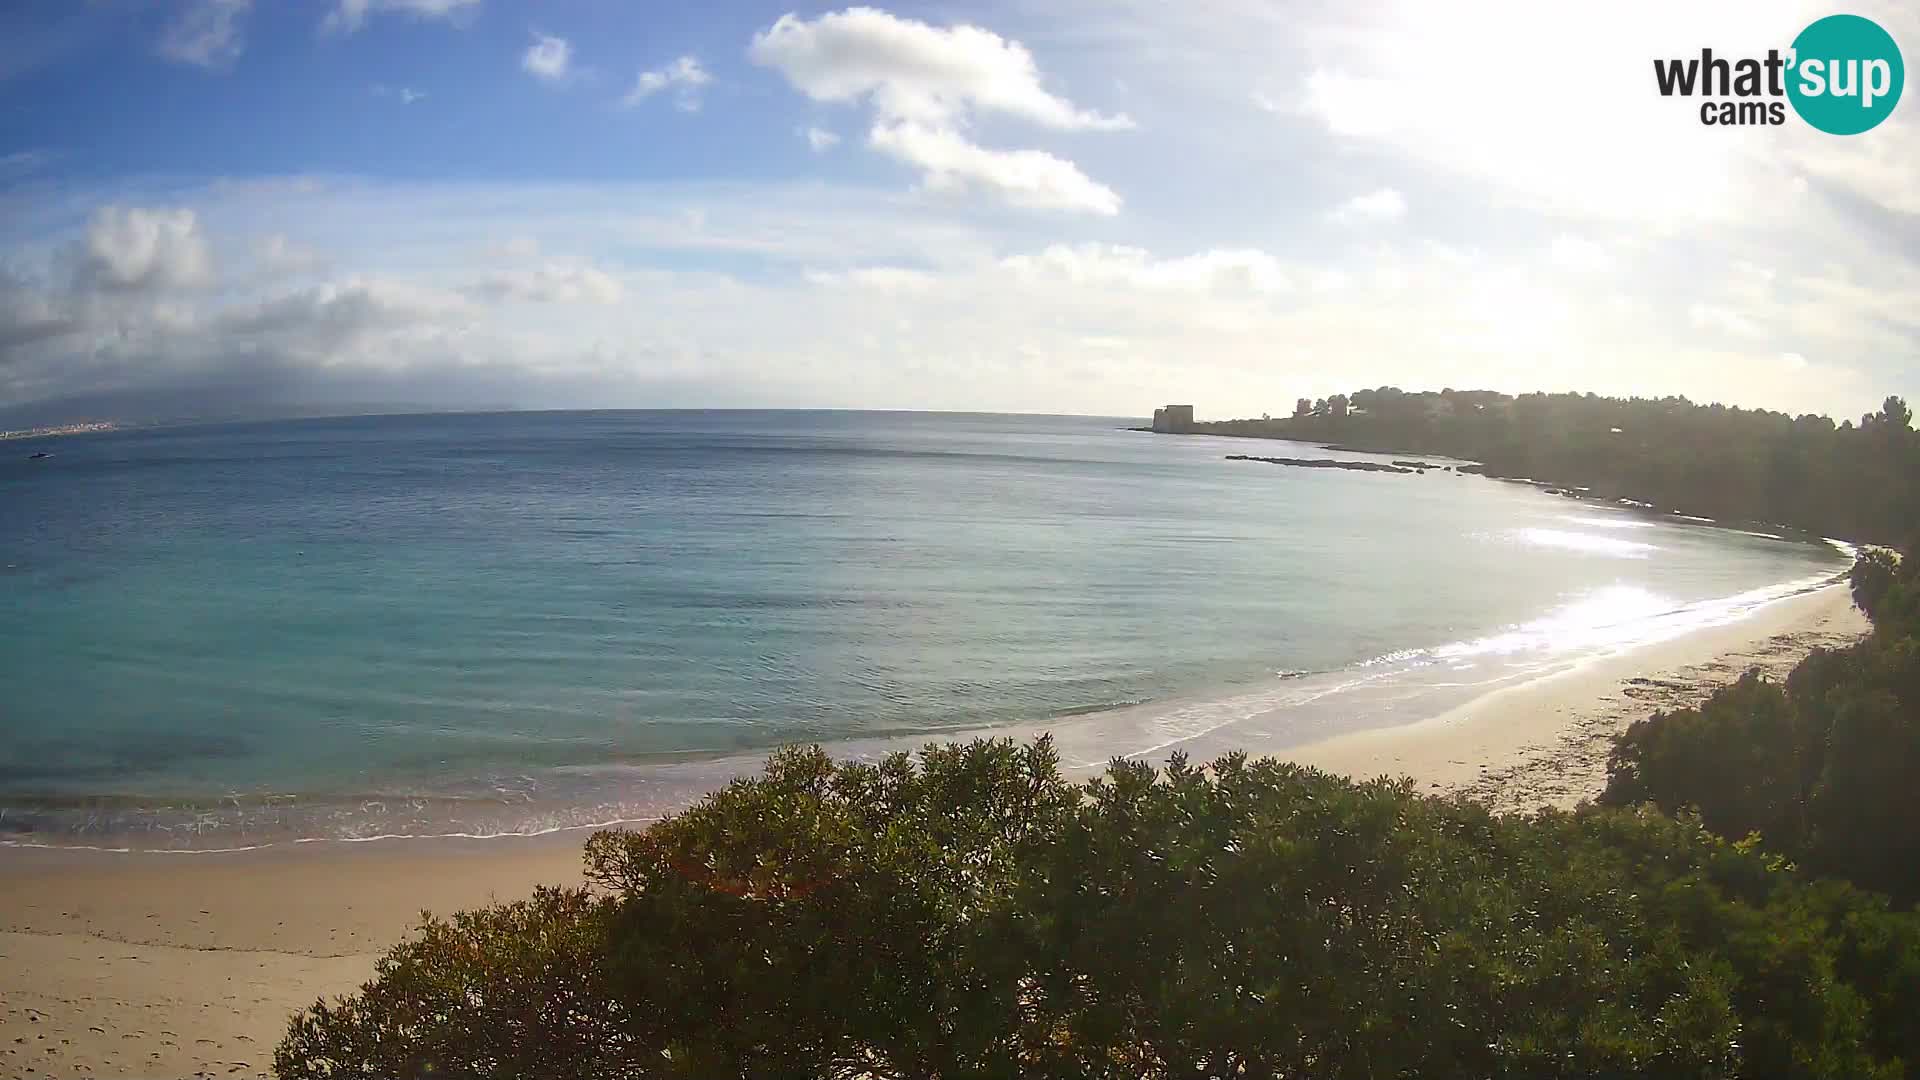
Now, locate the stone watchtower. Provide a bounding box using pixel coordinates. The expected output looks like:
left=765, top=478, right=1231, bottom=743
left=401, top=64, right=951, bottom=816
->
left=1151, top=405, right=1195, bottom=433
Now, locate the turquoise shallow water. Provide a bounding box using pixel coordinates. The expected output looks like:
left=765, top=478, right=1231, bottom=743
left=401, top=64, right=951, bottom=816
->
left=0, top=411, right=1845, bottom=848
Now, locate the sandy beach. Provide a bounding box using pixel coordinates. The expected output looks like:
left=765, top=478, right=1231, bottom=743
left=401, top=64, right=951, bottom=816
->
left=1286, top=582, right=1869, bottom=812
left=0, top=583, right=1869, bottom=1078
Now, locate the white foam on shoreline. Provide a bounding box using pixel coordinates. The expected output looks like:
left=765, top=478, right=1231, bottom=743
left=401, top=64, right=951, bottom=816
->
left=3, top=554, right=1855, bottom=856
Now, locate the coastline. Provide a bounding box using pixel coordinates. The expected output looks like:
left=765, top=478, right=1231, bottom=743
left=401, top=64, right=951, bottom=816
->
left=1283, top=582, right=1868, bottom=811
left=0, top=583, right=1870, bottom=1076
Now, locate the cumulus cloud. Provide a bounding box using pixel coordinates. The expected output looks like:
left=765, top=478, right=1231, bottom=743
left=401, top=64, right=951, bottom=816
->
left=621, top=57, right=710, bottom=111
left=749, top=8, right=1131, bottom=131
left=801, top=126, right=841, bottom=152
left=157, top=0, right=251, bottom=69
left=749, top=7, right=1130, bottom=214
left=224, top=278, right=468, bottom=337
left=322, top=0, right=479, bottom=35
left=868, top=122, right=1120, bottom=215
left=75, top=207, right=214, bottom=292
left=522, top=32, right=571, bottom=83
left=1330, top=188, right=1407, bottom=225
left=469, top=263, right=623, bottom=305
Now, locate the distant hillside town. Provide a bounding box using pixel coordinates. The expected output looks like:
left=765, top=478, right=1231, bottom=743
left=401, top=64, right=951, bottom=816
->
left=0, top=420, right=118, bottom=441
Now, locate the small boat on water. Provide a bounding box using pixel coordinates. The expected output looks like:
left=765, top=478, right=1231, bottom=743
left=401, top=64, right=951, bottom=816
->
left=28, top=452, right=50, bottom=459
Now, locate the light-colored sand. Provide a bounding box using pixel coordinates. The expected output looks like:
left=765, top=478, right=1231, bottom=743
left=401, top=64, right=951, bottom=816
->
left=0, top=583, right=1870, bottom=1077
left=0, top=836, right=583, bottom=1078
left=1286, top=582, right=1870, bottom=811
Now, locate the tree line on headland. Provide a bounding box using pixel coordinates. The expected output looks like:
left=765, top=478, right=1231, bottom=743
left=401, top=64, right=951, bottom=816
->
left=1198, top=388, right=1918, bottom=545
left=276, top=389, right=1920, bottom=1079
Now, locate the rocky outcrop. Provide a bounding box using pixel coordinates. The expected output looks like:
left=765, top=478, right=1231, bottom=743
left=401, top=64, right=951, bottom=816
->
left=1226, top=454, right=1415, bottom=474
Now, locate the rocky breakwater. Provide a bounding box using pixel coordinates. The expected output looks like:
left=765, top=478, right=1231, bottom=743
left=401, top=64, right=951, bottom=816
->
left=1227, top=453, right=1426, bottom=474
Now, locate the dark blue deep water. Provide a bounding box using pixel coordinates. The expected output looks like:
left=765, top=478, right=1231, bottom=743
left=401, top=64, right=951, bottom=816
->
left=0, top=411, right=1844, bottom=847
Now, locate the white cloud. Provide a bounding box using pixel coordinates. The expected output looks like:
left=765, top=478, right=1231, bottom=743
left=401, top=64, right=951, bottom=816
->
left=804, top=266, right=936, bottom=292
left=1330, top=188, right=1407, bottom=225
left=1000, top=243, right=1289, bottom=294
left=1549, top=234, right=1616, bottom=274
left=76, top=207, right=214, bottom=292
left=801, top=126, right=841, bottom=152
left=255, top=234, right=324, bottom=274
left=1688, top=303, right=1765, bottom=339
left=521, top=32, right=571, bottom=84
left=621, top=56, right=710, bottom=111
left=1301, top=71, right=1399, bottom=138
left=868, top=122, right=1121, bottom=215
left=1284, top=3, right=1795, bottom=224
left=157, top=0, right=251, bottom=70
left=469, top=262, right=623, bottom=305
left=749, top=7, right=1130, bottom=214
left=4, top=175, right=1911, bottom=425
left=322, top=0, right=479, bottom=35
left=749, top=8, right=1132, bottom=131
left=224, top=277, right=471, bottom=340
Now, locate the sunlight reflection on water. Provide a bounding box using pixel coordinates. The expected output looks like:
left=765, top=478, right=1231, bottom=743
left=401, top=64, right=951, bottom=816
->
left=1515, top=527, right=1657, bottom=557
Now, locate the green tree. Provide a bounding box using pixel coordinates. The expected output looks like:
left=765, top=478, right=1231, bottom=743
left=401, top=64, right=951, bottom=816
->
left=279, top=737, right=1920, bottom=1079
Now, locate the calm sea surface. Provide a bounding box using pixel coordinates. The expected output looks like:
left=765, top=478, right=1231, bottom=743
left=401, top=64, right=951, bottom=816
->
left=0, top=411, right=1846, bottom=848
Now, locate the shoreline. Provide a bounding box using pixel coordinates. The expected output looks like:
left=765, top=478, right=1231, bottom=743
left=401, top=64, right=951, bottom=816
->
left=1147, top=426, right=1844, bottom=545
left=0, top=583, right=1871, bottom=1076
left=0, top=545, right=1852, bottom=855
left=1282, top=582, right=1868, bottom=812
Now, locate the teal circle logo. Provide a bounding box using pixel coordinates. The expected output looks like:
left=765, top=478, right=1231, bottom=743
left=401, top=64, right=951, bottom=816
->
left=1788, top=14, right=1903, bottom=134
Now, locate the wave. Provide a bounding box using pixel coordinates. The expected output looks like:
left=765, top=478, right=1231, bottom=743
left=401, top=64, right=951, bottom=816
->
left=0, top=559, right=1852, bottom=855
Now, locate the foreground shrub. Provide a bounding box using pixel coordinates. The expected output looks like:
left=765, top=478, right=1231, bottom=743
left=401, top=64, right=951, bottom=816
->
left=278, top=737, right=1920, bottom=1079
left=276, top=887, right=632, bottom=1078
left=1604, top=548, right=1920, bottom=904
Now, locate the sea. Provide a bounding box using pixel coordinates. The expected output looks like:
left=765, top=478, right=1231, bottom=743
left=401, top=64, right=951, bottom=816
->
left=0, top=410, right=1849, bottom=850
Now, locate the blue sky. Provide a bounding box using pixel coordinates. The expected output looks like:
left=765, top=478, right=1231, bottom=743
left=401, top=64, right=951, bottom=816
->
left=1, top=0, right=1916, bottom=424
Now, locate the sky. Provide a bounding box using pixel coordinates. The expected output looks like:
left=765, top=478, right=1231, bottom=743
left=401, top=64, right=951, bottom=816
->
left=0, top=0, right=1916, bottom=425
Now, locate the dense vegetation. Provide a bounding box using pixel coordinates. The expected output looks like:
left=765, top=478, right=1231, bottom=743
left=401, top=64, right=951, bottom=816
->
left=281, top=726, right=1920, bottom=1078
left=1202, top=389, right=1919, bottom=544
left=1603, top=545, right=1920, bottom=906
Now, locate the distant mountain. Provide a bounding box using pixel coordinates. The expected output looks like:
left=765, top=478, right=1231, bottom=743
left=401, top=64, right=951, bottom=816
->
left=0, top=391, right=522, bottom=430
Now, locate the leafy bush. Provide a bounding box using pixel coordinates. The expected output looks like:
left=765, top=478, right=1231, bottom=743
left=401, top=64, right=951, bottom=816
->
left=1604, top=548, right=1920, bottom=905
left=279, top=738, right=1920, bottom=1079
left=276, top=886, right=633, bottom=1078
